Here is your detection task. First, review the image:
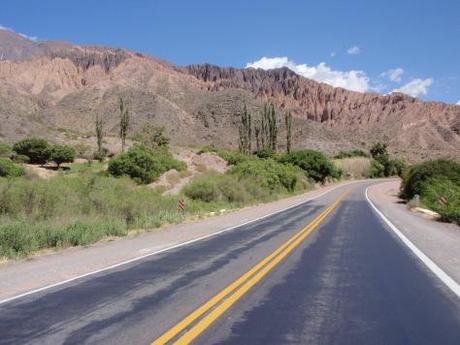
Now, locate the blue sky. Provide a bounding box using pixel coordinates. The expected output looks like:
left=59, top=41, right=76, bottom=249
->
left=1, top=0, right=459, bottom=104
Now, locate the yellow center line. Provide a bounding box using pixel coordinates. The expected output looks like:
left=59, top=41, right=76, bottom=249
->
left=152, top=192, right=347, bottom=345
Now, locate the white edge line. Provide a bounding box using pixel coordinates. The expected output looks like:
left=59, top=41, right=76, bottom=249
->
left=365, top=186, right=460, bottom=299
left=0, top=180, right=360, bottom=306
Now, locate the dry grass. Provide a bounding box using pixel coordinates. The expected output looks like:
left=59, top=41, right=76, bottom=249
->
left=333, top=157, right=371, bottom=179
left=195, top=163, right=208, bottom=173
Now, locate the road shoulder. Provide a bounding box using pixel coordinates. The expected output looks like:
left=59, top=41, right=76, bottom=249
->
left=368, top=180, right=460, bottom=285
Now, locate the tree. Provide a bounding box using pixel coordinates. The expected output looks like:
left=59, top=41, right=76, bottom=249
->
left=268, top=103, right=278, bottom=151
left=95, top=115, right=105, bottom=161
left=49, top=145, right=76, bottom=169
left=108, top=144, right=185, bottom=184
left=370, top=142, right=388, bottom=160
left=119, top=97, right=130, bottom=152
left=370, top=142, right=397, bottom=177
left=285, top=111, right=293, bottom=153
left=238, top=104, right=252, bottom=154
left=13, top=137, right=51, bottom=165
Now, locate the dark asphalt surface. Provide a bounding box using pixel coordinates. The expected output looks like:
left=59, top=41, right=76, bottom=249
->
left=0, top=182, right=459, bottom=344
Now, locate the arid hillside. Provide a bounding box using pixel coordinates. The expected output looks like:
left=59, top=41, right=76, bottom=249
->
left=0, top=29, right=459, bottom=161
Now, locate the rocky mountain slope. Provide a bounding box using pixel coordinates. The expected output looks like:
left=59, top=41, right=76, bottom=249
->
left=0, top=29, right=458, bottom=161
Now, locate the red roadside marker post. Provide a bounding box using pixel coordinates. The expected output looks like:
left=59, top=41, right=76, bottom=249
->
left=178, top=199, right=185, bottom=212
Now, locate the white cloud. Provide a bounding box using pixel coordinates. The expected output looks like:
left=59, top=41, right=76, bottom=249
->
left=392, top=78, right=433, bottom=97
left=456, top=100, right=460, bottom=105
left=347, top=46, right=360, bottom=55
left=246, top=57, right=369, bottom=93
left=330, top=52, right=336, bottom=57
left=381, top=68, right=404, bottom=83
left=0, top=24, right=37, bottom=41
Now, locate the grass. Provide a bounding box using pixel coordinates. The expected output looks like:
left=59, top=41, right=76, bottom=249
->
left=0, top=175, right=187, bottom=258
left=66, top=161, right=107, bottom=175
left=0, top=168, right=309, bottom=259
left=333, top=157, right=371, bottom=179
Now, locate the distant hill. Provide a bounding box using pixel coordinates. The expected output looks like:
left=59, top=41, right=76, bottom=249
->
left=0, top=28, right=459, bottom=161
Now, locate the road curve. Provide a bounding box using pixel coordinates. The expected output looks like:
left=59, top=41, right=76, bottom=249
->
left=0, top=181, right=459, bottom=344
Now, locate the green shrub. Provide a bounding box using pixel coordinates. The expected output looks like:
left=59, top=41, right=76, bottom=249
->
left=10, top=153, right=30, bottom=164
left=401, top=159, right=460, bottom=199
left=218, top=150, right=252, bottom=165
left=13, top=137, right=51, bottom=164
left=229, top=159, right=300, bottom=192
left=255, top=148, right=276, bottom=159
left=420, top=177, right=460, bottom=224
left=0, top=174, right=186, bottom=257
left=197, top=145, right=218, bottom=155
left=334, top=149, right=369, bottom=159
left=216, top=174, right=251, bottom=203
left=183, top=176, right=220, bottom=202
left=108, top=145, right=185, bottom=184
left=49, top=144, right=76, bottom=168
left=135, top=124, right=170, bottom=149
left=277, top=150, right=338, bottom=183
left=392, top=159, right=408, bottom=178
left=0, top=143, right=12, bottom=158
left=93, top=148, right=108, bottom=162
left=0, top=158, right=25, bottom=178
left=369, top=160, right=385, bottom=178
left=369, top=142, right=402, bottom=177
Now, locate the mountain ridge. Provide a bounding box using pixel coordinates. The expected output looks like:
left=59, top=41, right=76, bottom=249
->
left=0, top=28, right=458, bottom=161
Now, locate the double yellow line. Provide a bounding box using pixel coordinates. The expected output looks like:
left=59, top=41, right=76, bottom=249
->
left=152, top=192, right=347, bottom=345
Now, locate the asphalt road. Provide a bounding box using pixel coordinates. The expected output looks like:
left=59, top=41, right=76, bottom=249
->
left=0, top=182, right=459, bottom=344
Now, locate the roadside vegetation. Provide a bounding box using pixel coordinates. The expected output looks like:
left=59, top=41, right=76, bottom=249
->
left=400, top=159, right=460, bottom=224
left=0, top=100, right=424, bottom=259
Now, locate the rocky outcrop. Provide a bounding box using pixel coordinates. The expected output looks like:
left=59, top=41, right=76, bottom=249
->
left=184, top=64, right=460, bottom=157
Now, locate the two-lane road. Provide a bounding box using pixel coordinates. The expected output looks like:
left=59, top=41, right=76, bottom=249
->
left=0, top=182, right=459, bottom=344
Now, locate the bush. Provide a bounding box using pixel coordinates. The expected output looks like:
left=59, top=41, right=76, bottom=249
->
left=369, top=142, right=404, bottom=177
left=217, top=150, right=252, bottom=165
left=229, top=159, right=300, bottom=192
left=108, top=145, right=185, bottom=184
left=255, top=148, right=276, bottom=159
left=399, top=159, right=460, bottom=225
left=215, top=174, right=251, bottom=203
left=334, top=149, right=369, bottom=159
left=49, top=144, right=76, bottom=168
left=10, top=153, right=30, bottom=164
left=0, top=143, right=12, bottom=158
left=369, top=160, right=385, bottom=178
left=278, top=150, right=339, bottom=183
left=0, top=174, right=185, bottom=257
left=0, top=158, right=25, bottom=178
left=183, top=177, right=220, bottom=202
left=135, top=124, right=170, bottom=149
left=392, top=159, right=408, bottom=178
left=197, top=145, right=218, bottom=155
left=93, top=147, right=109, bottom=162
left=419, top=177, right=460, bottom=224
left=13, top=137, right=51, bottom=164
left=400, top=159, right=460, bottom=199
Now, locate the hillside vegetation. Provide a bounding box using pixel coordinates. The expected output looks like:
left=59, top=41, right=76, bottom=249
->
left=1, top=99, right=447, bottom=260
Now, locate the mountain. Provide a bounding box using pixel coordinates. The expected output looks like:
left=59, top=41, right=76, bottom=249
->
left=0, top=29, right=459, bottom=161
